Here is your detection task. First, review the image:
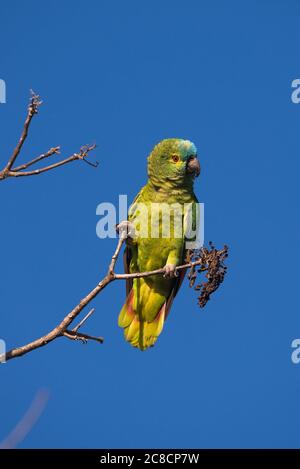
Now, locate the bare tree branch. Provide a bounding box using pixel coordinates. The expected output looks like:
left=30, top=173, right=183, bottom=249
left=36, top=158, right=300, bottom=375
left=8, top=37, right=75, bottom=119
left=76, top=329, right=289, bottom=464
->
left=0, top=238, right=125, bottom=362
left=0, top=236, right=228, bottom=363
left=0, top=92, right=97, bottom=181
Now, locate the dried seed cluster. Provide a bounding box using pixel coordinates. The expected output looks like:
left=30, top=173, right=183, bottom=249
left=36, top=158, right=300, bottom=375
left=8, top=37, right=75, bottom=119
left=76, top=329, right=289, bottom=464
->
left=187, top=242, right=228, bottom=308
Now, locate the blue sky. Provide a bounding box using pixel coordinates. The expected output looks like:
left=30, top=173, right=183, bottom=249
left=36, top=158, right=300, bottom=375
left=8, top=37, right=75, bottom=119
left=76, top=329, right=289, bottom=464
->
left=0, top=0, right=300, bottom=448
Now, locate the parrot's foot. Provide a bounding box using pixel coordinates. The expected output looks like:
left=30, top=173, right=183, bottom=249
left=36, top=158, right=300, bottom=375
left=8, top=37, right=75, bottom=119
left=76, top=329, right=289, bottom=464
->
left=116, top=220, right=135, bottom=240
left=163, top=264, right=178, bottom=279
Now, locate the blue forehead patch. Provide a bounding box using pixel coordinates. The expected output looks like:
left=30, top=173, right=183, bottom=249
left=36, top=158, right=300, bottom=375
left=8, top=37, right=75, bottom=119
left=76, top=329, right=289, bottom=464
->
left=178, top=139, right=197, bottom=158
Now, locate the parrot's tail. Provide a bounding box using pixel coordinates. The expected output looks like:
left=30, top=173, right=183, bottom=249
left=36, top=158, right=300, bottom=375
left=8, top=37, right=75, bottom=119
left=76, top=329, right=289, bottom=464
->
left=118, top=289, right=166, bottom=351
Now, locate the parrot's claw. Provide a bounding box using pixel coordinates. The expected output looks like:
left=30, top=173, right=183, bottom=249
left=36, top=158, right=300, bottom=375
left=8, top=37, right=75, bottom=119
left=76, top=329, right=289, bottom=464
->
left=163, top=264, right=178, bottom=279
left=116, top=221, right=135, bottom=239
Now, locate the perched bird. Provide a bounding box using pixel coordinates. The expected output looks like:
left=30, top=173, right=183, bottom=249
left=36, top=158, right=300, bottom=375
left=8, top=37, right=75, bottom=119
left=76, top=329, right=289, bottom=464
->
left=118, top=138, right=200, bottom=350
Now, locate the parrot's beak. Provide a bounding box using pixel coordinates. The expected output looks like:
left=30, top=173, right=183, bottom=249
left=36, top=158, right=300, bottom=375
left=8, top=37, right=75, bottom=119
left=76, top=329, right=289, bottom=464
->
left=187, top=155, right=200, bottom=177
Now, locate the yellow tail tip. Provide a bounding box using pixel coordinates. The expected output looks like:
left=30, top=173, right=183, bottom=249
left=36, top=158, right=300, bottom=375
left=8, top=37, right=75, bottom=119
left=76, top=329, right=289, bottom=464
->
left=119, top=294, right=166, bottom=350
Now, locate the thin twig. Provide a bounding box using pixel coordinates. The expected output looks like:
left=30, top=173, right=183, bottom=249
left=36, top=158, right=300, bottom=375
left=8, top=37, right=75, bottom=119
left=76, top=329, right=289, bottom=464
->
left=63, top=330, right=104, bottom=344
left=114, top=258, right=203, bottom=280
left=5, top=145, right=97, bottom=178
left=4, top=91, right=42, bottom=172
left=13, top=146, right=61, bottom=171
left=72, top=308, right=96, bottom=333
left=8, top=154, right=87, bottom=177
left=108, top=235, right=127, bottom=275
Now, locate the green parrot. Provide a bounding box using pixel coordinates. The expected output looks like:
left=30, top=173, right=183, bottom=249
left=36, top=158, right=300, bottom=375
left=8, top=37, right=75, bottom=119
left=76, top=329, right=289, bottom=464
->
left=118, top=138, right=200, bottom=350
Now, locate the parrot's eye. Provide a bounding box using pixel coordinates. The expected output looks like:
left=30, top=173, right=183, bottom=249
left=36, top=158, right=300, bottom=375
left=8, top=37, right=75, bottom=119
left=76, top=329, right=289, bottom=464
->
left=171, top=154, right=180, bottom=163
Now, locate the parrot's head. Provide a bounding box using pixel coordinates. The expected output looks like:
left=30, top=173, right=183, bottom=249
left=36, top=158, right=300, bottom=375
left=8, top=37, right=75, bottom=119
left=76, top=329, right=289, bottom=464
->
left=147, top=138, right=200, bottom=189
